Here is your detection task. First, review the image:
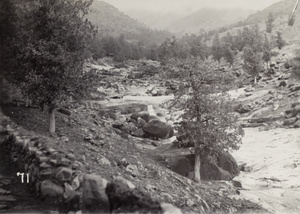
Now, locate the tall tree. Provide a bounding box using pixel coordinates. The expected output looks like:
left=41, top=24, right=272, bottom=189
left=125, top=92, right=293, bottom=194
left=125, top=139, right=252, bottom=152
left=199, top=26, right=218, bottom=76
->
left=0, top=0, right=17, bottom=104
left=243, top=45, right=264, bottom=84
left=276, top=31, right=285, bottom=50
left=11, top=0, right=96, bottom=133
left=171, top=59, right=243, bottom=182
left=222, top=44, right=235, bottom=67
left=212, top=33, right=222, bottom=63
left=262, top=35, right=272, bottom=68
left=266, top=12, right=275, bottom=33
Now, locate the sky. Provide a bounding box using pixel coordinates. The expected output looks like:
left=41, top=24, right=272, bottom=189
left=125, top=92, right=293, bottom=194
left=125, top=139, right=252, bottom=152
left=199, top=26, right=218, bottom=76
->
left=101, top=0, right=283, bottom=14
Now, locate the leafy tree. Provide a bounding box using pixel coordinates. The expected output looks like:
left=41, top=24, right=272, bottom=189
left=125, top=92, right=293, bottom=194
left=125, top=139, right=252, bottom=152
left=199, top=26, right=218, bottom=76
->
left=0, top=0, right=18, bottom=104
left=266, top=12, right=275, bottom=33
left=234, top=29, right=245, bottom=52
left=171, top=59, right=243, bottom=182
left=262, top=35, right=272, bottom=68
left=212, top=33, right=222, bottom=63
left=190, top=37, right=209, bottom=60
left=243, top=45, right=264, bottom=84
left=222, top=44, right=235, bottom=66
left=11, top=0, right=96, bottom=133
left=276, top=31, right=285, bottom=50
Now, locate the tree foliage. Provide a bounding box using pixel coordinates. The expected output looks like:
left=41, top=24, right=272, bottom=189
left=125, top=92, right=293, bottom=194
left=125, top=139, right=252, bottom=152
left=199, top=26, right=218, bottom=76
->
left=266, top=12, right=275, bottom=33
left=5, top=0, right=97, bottom=132
left=170, top=59, right=244, bottom=182
left=243, top=45, right=264, bottom=84
left=276, top=31, right=285, bottom=50
left=211, top=33, right=223, bottom=63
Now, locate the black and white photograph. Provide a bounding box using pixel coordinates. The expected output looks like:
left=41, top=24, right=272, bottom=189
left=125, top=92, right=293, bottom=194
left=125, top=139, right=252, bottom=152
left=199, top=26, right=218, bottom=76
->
left=0, top=0, right=300, bottom=213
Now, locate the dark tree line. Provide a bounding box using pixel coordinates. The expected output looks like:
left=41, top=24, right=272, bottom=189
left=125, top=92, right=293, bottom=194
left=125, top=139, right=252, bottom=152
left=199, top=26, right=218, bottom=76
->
left=0, top=0, right=98, bottom=133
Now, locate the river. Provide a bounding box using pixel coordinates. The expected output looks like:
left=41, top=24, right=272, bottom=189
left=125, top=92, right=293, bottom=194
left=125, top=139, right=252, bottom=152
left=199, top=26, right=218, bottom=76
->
left=232, top=128, right=300, bottom=214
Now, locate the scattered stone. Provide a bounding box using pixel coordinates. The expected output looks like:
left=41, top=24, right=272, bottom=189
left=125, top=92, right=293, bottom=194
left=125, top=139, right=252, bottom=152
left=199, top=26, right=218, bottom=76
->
left=290, top=84, right=300, bottom=92
left=84, top=135, right=93, bottom=141
left=293, top=120, right=300, bottom=128
left=71, top=175, right=82, bottom=190
left=118, top=158, right=129, bottom=167
left=40, top=162, right=52, bottom=169
left=126, top=164, right=139, bottom=177
left=137, top=117, right=146, bottom=128
left=67, top=153, right=75, bottom=160
left=61, top=136, right=69, bottom=142
left=40, top=168, right=53, bottom=180
left=113, top=176, right=136, bottom=190
left=132, top=128, right=145, bottom=138
left=278, top=81, right=287, bottom=88
left=232, top=180, right=242, bottom=188
left=131, top=112, right=151, bottom=123
left=60, top=157, right=72, bottom=166
left=99, top=157, right=111, bottom=166
left=55, top=167, right=73, bottom=182
left=283, top=117, right=298, bottom=126
left=234, top=104, right=251, bottom=114
left=161, top=203, right=182, bottom=214
left=63, top=182, right=74, bottom=200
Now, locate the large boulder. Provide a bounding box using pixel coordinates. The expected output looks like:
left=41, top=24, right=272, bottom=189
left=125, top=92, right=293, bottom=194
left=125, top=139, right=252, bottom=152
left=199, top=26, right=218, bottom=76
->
left=166, top=156, right=193, bottom=177
left=200, top=149, right=239, bottom=181
left=234, top=103, right=251, bottom=114
left=200, top=156, right=232, bottom=181
left=105, top=177, right=162, bottom=213
left=154, top=144, right=239, bottom=181
left=81, top=174, right=110, bottom=213
left=40, top=180, right=64, bottom=198
left=142, top=119, right=174, bottom=139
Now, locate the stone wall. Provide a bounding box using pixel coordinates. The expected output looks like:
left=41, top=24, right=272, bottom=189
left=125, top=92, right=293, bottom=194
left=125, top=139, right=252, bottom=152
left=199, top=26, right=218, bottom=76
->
left=0, top=111, right=181, bottom=214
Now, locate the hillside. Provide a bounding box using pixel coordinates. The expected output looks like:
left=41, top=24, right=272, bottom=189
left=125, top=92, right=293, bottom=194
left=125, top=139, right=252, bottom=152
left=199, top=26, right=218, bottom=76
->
left=166, top=8, right=252, bottom=35
left=243, top=0, right=300, bottom=41
left=245, top=0, right=297, bottom=24
left=128, top=7, right=252, bottom=35
left=87, top=1, right=173, bottom=46
left=126, top=9, right=185, bottom=31
left=88, top=0, right=147, bottom=36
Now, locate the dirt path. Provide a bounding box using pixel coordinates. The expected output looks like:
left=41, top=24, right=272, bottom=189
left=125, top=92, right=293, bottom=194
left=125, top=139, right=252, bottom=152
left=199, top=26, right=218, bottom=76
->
left=232, top=128, right=300, bottom=214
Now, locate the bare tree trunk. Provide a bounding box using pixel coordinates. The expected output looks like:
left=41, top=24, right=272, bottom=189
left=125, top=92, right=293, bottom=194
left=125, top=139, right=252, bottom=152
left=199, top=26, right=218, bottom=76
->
left=290, top=0, right=299, bottom=20
left=194, top=152, right=201, bottom=182
left=49, top=108, right=56, bottom=133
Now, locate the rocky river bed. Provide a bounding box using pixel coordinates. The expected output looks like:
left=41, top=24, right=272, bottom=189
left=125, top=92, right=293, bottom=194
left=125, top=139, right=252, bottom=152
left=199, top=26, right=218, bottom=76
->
left=101, top=85, right=300, bottom=214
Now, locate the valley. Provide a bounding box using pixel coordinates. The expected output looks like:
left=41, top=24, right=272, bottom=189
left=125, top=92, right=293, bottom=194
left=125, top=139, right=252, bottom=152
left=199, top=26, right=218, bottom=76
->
left=1, top=0, right=300, bottom=213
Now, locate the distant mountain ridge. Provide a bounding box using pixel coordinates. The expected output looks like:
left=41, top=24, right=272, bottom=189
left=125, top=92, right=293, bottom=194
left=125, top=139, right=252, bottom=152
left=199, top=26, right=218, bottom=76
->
left=166, top=8, right=253, bottom=34
left=244, top=0, right=297, bottom=24
left=128, top=7, right=253, bottom=35
left=88, top=1, right=148, bottom=36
